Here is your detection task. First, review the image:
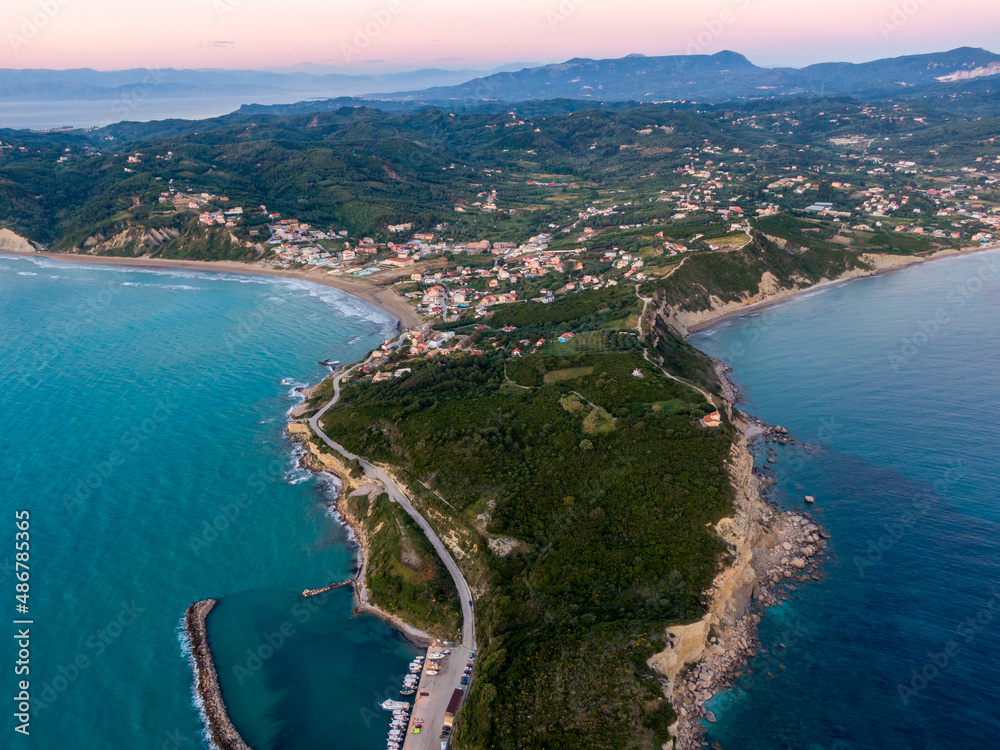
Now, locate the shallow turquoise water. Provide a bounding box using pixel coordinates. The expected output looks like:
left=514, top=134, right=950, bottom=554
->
left=690, top=249, right=1000, bottom=749
left=0, top=254, right=418, bottom=749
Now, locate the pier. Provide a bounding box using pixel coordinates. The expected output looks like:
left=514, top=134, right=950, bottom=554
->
left=400, top=641, right=474, bottom=750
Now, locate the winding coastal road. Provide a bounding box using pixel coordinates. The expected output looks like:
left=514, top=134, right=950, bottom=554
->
left=308, top=364, right=476, bottom=745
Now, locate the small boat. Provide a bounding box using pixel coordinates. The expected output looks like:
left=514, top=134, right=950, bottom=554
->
left=400, top=689, right=415, bottom=696
left=381, top=699, right=409, bottom=711
left=427, top=652, right=445, bottom=660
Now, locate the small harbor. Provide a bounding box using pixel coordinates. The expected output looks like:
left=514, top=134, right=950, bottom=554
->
left=386, top=641, right=476, bottom=750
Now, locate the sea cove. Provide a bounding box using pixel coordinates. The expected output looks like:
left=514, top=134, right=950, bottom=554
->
left=0, top=253, right=416, bottom=749
left=690, top=248, right=1000, bottom=749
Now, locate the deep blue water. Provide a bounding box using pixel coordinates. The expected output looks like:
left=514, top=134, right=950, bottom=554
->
left=690, top=249, right=1000, bottom=750
left=0, top=253, right=418, bottom=749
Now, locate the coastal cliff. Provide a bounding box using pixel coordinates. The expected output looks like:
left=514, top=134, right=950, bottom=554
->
left=644, top=390, right=829, bottom=749
left=658, top=232, right=970, bottom=337
left=0, top=228, right=40, bottom=254
left=288, top=424, right=454, bottom=643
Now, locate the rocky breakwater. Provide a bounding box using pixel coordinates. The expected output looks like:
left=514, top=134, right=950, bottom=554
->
left=647, top=426, right=828, bottom=749
left=184, top=599, right=253, bottom=750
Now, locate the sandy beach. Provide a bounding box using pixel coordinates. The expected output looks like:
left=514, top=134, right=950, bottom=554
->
left=3, top=251, right=424, bottom=330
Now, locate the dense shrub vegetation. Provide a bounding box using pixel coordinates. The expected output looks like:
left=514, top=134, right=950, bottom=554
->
left=322, top=339, right=733, bottom=748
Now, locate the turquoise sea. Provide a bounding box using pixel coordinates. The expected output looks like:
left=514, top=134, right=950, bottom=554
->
left=690, top=248, right=1000, bottom=749
left=0, top=253, right=419, bottom=749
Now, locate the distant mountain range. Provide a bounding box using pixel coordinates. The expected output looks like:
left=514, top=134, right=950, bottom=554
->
left=6, top=48, right=999, bottom=122
left=0, top=65, right=527, bottom=102
left=372, top=47, right=1000, bottom=104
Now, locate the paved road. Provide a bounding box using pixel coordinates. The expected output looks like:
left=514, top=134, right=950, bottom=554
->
left=308, top=364, right=476, bottom=747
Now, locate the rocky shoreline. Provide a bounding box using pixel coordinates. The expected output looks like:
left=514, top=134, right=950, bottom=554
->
left=183, top=599, right=253, bottom=750
left=668, top=510, right=827, bottom=749
left=648, top=360, right=830, bottom=750
left=292, top=424, right=435, bottom=647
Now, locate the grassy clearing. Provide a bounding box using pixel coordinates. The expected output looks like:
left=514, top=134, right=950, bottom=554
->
left=544, top=366, right=595, bottom=384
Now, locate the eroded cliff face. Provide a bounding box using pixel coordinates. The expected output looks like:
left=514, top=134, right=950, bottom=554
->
left=74, top=224, right=265, bottom=257
left=0, top=228, right=40, bottom=253
left=659, top=239, right=932, bottom=336
left=291, top=429, right=366, bottom=493
left=76, top=225, right=182, bottom=255
left=648, top=432, right=775, bottom=687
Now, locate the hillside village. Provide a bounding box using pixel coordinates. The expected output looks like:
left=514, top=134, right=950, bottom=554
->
left=102, top=112, right=998, bottom=388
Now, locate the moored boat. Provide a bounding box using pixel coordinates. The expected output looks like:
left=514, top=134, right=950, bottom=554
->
left=381, top=699, right=410, bottom=711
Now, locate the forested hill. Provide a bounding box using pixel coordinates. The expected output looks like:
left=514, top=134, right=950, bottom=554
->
left=1, top=94, right=997, bottom=260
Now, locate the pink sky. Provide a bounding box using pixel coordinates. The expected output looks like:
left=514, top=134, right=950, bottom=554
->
left=2, top=0, right=997, bottom=71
